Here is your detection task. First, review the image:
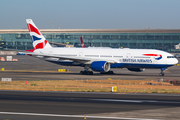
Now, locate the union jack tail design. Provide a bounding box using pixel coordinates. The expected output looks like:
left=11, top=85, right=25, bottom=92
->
left=26, top=19, right=52, bottom=49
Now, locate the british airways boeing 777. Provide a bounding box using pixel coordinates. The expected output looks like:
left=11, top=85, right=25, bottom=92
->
left=26, top=19, right=178, bottom=76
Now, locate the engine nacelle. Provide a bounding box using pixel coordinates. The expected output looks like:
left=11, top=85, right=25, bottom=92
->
left=127, top=68, right=145, bottom=72
left=91, top=61, right=110, bottom=72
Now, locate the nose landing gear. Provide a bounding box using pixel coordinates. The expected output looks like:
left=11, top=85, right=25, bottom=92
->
left=159, top=68, right=166, bottom=76
left=159, top=71, right=164, bottom=76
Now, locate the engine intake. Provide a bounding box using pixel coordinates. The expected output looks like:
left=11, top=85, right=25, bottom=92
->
left=127, top=68, right=145, bottom=72
left=91, top=61, right=110, bottom=72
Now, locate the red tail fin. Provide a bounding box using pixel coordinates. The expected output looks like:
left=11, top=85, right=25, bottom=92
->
left=80, top=37, right=85, bottom=48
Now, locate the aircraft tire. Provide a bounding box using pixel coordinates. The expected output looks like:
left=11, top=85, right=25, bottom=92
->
left=80, top=71, right=93, bottom=75
left=159, top=73, right=164, bottom=76
left=100, top=71, right=114, bottom=74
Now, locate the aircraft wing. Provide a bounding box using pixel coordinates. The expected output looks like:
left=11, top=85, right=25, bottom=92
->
left=26, top=52, right=91, bottom=62
left=25, top=52, right=117, bottom=64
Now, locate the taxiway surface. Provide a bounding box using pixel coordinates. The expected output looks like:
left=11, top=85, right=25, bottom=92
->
left=0, top=90, right=180, bottom=120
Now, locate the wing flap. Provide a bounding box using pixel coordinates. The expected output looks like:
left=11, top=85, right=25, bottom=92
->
left=25, top=52, right=91, bottom=62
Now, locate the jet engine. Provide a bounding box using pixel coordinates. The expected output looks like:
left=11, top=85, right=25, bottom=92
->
left=91, top=61, right=110, bottom=72
left=127, top=68, right=145, bottom=72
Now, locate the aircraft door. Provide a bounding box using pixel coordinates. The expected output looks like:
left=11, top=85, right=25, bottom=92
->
left=79, top=52, right=83, bottom=57
left=126, top=53, right=131, bottom=58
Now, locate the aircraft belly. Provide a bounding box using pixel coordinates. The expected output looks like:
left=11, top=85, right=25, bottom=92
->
left=122, top=63, right=173, bottom=68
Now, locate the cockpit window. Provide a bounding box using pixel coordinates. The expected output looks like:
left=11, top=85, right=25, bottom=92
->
left=167, top=56, right=175, bottom=58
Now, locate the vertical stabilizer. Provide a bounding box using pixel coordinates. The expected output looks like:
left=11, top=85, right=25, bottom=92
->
left=26, top=19, right=52, bottom=49
left=80, top=37, right=85, bottom=48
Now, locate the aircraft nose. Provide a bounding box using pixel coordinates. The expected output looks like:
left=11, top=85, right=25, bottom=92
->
left=174, top=58, right=179, bottom=64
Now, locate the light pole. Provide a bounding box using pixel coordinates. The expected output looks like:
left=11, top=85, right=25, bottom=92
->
left=51, top=21, right=55, bottom=45
left=58, top=24, right=61, bottom=29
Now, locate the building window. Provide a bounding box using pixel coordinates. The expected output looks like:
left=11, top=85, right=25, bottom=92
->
left=84, top=42, right=92, bottom=47
left=93, top=35, right=101, bottom=39
left=17, top=42, right=22, bottom=45
left=111, top=43, right=119, bottom=47
left=74, top=35, right=81, bottom=39
left=164, top=36, right=171, bottom=40
left=111, top=35, right=119, bottom=39
left=65, top=35, right=73, bottom=39
left=7, top=42, right=13, bottom=45
left=147, top=36, right=154, bottom=40
left=27, top=46, right=33, bottom=49
left=102, top=43, right=110, bottom=47
left=120, top=35, right=127, bottom=40
left=46, top=35, right=53, bottom=39
left=155, top=36, right=163, bottom=40
left=27, top=42, right=32, bottom=45
left=172, top=36, right=179, bottom=40
left=56, top=35, right=64, bottom=39
left=17, top=46, right=25, bottom=50
left=155, top=43, right=162, bottom=47
left=16, top=34, right=24, bottom=39
left=74, top=42, right=81, bottom=47
left=93, top=43, right=100, bottom=47
left=121, top=43, right=128, bottom=47
left=129, top=35, right=136, bottom=40
left=129, top=43, right=136, bottom=48
left=84, top=35, right=91, bottom=39
left=137, top=36, right=146, bottom=40
left=15, top=34, right=30, bottom=39
left=102, top=35, right=110, bottom=39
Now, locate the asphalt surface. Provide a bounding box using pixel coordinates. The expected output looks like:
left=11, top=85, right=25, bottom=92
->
left=0, top=55, right=179, bottom=81
left=0, top=55, right=180, bottom=119
left=0, top=90, right=180, bottom=120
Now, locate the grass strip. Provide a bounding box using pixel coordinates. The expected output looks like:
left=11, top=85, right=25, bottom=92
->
left=0, top=79, right=180, bottom=93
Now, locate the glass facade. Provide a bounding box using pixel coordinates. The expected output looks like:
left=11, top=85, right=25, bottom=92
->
left=0, top=29, right=180, bottom=52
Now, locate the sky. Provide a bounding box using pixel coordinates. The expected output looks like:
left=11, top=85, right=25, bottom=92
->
left=1, top=0, right=180, bottom=29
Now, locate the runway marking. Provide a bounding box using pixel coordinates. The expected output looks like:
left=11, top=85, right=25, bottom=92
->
left=91, top=99, right=180, bottom=104
left=0, top=112, right=161, bottom=120
left=91, top=99, right=154, bottom=103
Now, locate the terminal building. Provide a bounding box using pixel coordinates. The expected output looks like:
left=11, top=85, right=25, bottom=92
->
left=0, top=29, right=180, bottom=52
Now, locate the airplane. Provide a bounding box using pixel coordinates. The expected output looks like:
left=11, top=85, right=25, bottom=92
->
left=26, top=19, right=178, bottom=76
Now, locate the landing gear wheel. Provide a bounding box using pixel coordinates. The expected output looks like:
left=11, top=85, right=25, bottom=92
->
left=80, top=65, right=93, bottom=75
left=89, top=71, right=93, bottom=75
left=159, top=72, right=164, bottom=76
left=109, top=71, right=114, bottom=74
left=100, top=71, right=114, bottom=74
left=87, top=71, right=93, bottom=75
left=80, top=71, right=93, bottom=75
left=159, top=68, right=166, bottom=76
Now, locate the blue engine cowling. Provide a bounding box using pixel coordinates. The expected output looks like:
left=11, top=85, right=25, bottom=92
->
left=127, top=68, right=145, bottom=72
left=91, top=61, right=110, bottom=72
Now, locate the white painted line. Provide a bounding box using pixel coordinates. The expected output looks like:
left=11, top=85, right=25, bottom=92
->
left=91, top=99, right=145, bottom=103
left=91, top=99, right=180, bottom=104
left=0, top=112, right=161, bottom=120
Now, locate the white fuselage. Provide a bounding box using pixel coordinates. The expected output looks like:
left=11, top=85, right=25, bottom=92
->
left=34, top=47, right=178, bottom=68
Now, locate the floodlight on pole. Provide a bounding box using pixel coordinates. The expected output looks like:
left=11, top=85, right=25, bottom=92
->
left=58, top=24, right=61, bottom=29
left=51, top=21, right=55, bottom=45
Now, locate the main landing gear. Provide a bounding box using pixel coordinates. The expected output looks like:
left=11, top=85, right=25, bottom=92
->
left=80, top=65, right=93, bottom=75
left=80, top=70, right=93, bottom=75
left=100, top=71, right=114, bottom=74
left=159, top=68, right=166, bottom=76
